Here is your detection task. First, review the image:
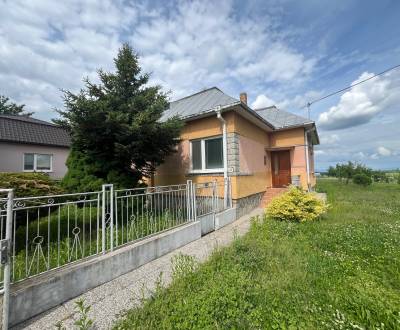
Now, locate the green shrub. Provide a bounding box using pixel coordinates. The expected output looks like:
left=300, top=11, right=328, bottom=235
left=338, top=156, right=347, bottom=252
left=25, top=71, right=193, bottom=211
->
left=265, top=186, right=328, bottom=222
left=0, top=172, right=64, bottom=197
left=353, top=173, right=372, bottom=186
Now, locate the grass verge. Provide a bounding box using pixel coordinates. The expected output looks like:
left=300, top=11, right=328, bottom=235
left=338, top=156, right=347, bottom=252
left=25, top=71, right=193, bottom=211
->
left=114, top=179, right=400, bottom=329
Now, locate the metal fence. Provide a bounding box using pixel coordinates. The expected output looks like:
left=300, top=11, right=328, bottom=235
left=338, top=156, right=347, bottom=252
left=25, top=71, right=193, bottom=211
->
left=0, top=179, right=233, bottom=328
left=0, top=179, right=232, bottom=289
left=113, top=184, right=193, bottom=250
left=194, top=178, right=232, bottom=217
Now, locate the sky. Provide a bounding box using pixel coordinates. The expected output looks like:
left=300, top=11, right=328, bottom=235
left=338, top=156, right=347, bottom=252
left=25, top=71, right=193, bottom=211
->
left=1, top=0, right=399, bottom=171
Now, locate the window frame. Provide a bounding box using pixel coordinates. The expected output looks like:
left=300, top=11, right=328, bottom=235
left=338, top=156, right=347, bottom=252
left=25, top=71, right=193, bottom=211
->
left=23, top=153, right=53, bottom=173
left=189, top=136, right=224, bottom=174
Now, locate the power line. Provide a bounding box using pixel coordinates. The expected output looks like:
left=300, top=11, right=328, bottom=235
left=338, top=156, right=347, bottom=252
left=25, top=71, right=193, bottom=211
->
left=304, top=63, right=400, bottom=118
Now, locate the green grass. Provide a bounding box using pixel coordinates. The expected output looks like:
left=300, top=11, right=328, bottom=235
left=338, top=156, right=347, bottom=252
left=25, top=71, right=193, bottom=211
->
left=114, top=179, right=400, bottom=329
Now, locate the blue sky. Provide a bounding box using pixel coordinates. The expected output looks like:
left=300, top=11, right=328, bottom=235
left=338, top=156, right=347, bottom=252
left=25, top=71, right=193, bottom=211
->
left=1, top=0, right=399, bottom=170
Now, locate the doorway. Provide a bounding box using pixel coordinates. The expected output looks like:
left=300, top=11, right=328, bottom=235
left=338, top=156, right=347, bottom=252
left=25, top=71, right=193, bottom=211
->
left=271, top=151, right=291, bottom=187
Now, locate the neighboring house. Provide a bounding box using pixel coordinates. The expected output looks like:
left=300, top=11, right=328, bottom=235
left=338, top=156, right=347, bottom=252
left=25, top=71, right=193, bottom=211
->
left=0, top=115, right=71, bottom=179
left=154, top=87, right=319, bottom=207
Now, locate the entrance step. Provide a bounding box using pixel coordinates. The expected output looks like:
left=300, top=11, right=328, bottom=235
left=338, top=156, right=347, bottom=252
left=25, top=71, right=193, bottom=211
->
left=260, top=188, right=288, bottom=208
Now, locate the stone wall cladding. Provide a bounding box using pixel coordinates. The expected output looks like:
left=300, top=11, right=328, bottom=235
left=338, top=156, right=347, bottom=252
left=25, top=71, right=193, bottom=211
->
left=234, top=191, right=264, bottom=219
left=227, top=132, right=240, bottom=175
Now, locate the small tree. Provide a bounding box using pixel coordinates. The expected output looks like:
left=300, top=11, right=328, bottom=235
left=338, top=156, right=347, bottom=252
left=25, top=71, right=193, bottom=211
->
left=333, top=161, right=372, bottom=184
left=327, top=166, right=336, bottom=177
left=57, top=44, right=183, bottom=191
left=0, top=95, right=33, bottom=116
left=338, top=162, right=354, bottom=184
left=353, top=173, right=372, bottom=186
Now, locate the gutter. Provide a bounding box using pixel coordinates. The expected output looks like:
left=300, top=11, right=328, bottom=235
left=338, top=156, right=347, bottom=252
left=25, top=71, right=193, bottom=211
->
left=216, top=108, right=228, bottom=181
left=216, top=107, right=229, bottom=208
left=304, top=126, right=316, bottom=191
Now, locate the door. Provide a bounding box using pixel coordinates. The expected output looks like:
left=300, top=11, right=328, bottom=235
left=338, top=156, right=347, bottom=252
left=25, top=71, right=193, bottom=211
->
left=271, top=151, right=291, bottom=187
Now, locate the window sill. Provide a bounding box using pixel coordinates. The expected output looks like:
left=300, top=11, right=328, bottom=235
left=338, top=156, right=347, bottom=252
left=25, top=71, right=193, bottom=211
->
left=187, top=170, right=224, bottom=176
left=23, top=170, right=53, bottom=173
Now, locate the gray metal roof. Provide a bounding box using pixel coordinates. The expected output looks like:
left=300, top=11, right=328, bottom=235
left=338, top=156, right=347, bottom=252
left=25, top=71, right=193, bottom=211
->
left=254, top=106, right=313, bottom=129
left=161, top=87, right=239, bottom=121
left=162, top=87, right=313, bottom=130
left=0, top=115, right=71, bottom=147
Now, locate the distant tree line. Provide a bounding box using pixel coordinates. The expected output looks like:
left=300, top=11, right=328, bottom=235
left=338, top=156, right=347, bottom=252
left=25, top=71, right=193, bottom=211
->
left=327, top=161, right=400, bottom=186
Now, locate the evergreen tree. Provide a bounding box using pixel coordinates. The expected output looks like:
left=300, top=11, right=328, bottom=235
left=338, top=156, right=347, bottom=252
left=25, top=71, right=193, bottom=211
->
left=57, top=44, right=183, bottom=191
left=0, top=95, right=33, bottom=116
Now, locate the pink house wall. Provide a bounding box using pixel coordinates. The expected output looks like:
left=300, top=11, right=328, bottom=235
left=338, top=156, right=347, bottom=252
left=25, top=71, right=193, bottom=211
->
left=239, top=135, right=269, bottom=174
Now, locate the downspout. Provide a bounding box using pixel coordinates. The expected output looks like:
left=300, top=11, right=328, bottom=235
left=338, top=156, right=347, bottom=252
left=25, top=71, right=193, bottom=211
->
left=216, top=108, right=228, bottom=207
left=304, top=127, right=314, bottom=192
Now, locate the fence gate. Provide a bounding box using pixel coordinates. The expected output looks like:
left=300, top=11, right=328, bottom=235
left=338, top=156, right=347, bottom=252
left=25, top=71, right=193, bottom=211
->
left=0, top=189, right=13, bottom=329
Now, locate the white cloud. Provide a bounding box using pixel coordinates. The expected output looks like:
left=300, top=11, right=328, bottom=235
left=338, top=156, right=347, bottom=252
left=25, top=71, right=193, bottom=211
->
left=251, top=94, right=276, bottom=109
left=0, top=0, right=137, bottom=118
left=354, top=151, right=366, bottom=159
left=317, top=71, right=400, bottom=130
left=377, top=146, right=392, bottom=156
left=131, top=1, right=317, bottom=100
left=320, top=134, right=340, bottom=145
left=370, top=153, right=380, bottom=160
left=0, top=0, right=317, bottom=118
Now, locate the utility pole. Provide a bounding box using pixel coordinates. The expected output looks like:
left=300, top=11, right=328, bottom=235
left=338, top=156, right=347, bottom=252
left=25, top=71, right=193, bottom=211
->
left=307, top=102, right=311, bottom=119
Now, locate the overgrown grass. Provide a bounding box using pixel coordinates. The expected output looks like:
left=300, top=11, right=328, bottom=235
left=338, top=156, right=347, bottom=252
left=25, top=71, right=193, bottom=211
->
left=114, top=178, right=400, bottom=329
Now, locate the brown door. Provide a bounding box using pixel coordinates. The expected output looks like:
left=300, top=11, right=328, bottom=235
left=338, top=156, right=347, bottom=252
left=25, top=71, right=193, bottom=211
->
left=271, top=151, right=291, bottom=187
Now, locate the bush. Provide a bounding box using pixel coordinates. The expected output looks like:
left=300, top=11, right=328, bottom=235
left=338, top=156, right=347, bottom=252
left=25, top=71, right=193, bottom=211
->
left=353, top=173, right=372, bottom=186
left=265, top=186, right=328, bottom=222
left=0, top=172, right=64, bottom=197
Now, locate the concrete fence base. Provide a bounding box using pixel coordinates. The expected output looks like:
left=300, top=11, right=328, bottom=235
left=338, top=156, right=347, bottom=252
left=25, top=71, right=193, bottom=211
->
left=8, top=221, right=201, bottom=327
left=215, top=207, right=237, bottom=229
left=198, top=213, right=215, bottom=235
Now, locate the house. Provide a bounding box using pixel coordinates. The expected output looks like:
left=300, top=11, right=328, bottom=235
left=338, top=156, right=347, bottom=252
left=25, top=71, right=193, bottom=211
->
left=154, top=87, right=319, bottom=208
left=0, top=115, right=71, bottom=179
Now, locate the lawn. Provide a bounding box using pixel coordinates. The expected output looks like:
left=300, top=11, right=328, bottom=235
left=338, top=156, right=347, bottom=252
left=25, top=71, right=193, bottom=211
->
left=114, top=179, right=400, bottom=329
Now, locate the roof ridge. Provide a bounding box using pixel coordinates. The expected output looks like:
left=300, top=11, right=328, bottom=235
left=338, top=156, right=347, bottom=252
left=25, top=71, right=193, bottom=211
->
left=170, top=87, right=225, bottom=104
left=255, top=106, right=311, bottom=122
left=0, top=114, right=59, bottom=127
left=253, top=105, right=277, bottom=111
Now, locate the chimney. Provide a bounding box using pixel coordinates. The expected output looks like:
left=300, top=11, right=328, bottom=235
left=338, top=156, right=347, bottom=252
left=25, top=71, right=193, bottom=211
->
left=240, top=92, right=247, bottom=105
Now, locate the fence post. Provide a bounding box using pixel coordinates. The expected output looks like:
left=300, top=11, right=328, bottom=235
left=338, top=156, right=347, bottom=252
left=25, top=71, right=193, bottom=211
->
left=2, top=189, right=14, bottom=330
left=101, top=184, right=115, bottom=253
left=228, top=177, right=232, bottom=208
left=224, top=177, right=228, bottom=209
left=186, top=180, right=193, bottom=221
left=186, top=181, right=190, bottom=221
left=192, top=182, right=197, bottom=222
left=212, top=180, right=217, bottom=226
left=109, top=184, right=114, bottom=252
left=101, top=184, right=106, bottom=254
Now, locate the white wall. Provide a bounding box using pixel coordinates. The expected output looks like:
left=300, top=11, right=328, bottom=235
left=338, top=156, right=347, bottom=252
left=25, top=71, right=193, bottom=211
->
left=0, top=142, right=69, bottom=179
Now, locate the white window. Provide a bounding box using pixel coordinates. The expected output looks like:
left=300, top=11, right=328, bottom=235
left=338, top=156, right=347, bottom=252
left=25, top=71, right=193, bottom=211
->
left=190, top=136, right=224, bottom=173
left=24, top=153, right=52, bottom=172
